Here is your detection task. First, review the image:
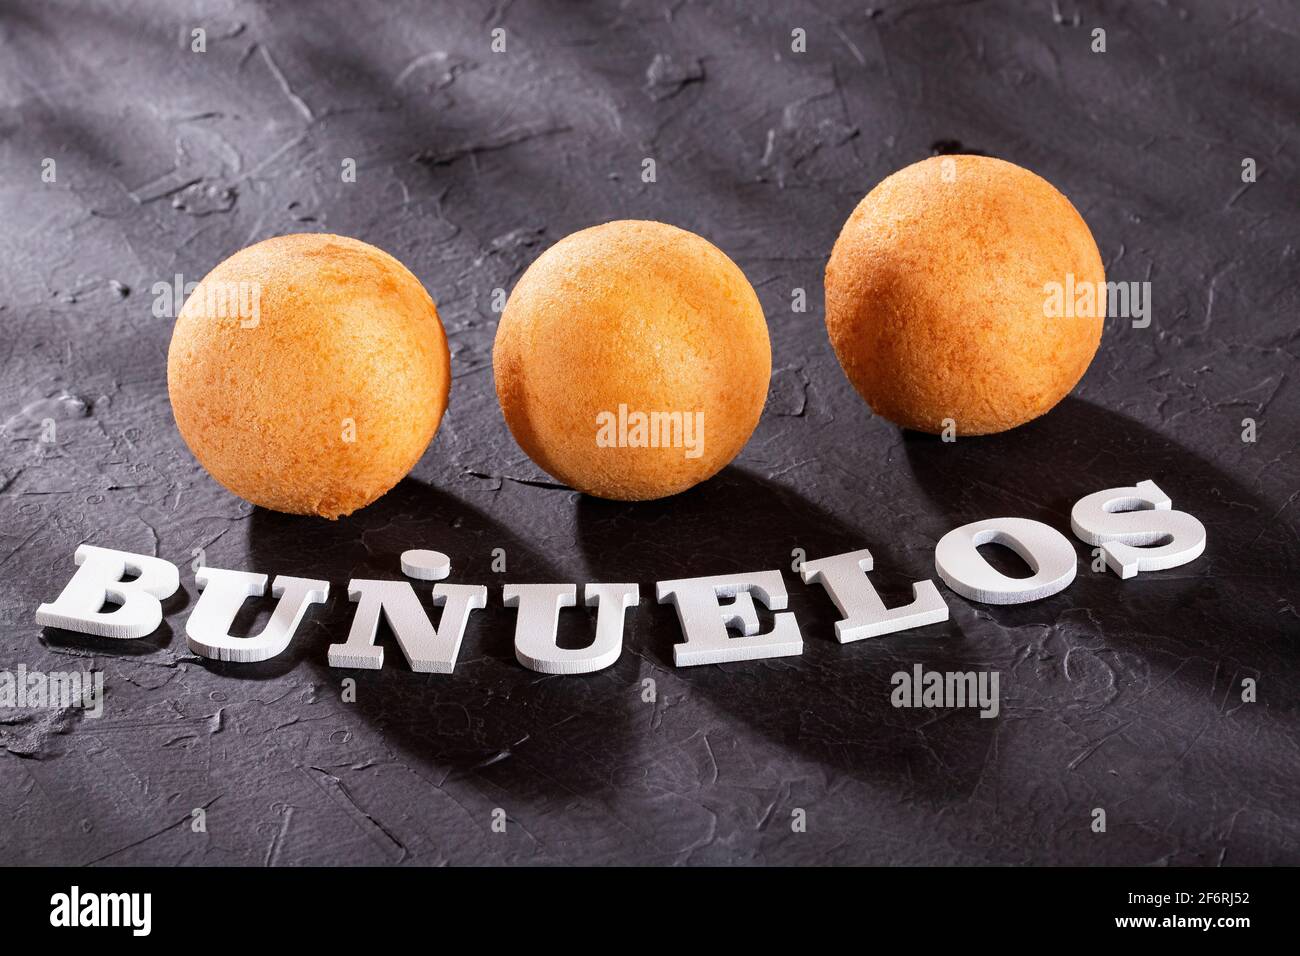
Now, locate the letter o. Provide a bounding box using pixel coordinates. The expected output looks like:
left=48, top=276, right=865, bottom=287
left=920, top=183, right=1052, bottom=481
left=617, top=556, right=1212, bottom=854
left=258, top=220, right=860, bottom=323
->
left=935, top=518, right=1076, bottom=604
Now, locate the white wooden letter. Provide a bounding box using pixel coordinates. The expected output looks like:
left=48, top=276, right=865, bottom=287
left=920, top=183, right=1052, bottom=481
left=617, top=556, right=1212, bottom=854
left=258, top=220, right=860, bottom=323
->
left=505, top=582, right=639, bottom=675
left=328, top=580, right=487, bottom=672
left=656, top=571, right=803, bottom=666
left=1070, top=479, right=1206, bottom=578
left=186, top=568, right=328, bottom=662
left=935, top=518, right=1077, bottom=604
left=36, top=545, right=180, bottom=638
left=800, top=548, right=948, bottom=642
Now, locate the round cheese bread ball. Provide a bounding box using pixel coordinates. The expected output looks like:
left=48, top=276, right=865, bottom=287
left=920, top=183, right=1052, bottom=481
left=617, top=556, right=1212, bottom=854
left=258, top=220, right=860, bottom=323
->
left=167, top=234, right=451, bottom=519
left=493, top=220, right=771, bottom=501
left=825, top=155, right=1104, bottom=435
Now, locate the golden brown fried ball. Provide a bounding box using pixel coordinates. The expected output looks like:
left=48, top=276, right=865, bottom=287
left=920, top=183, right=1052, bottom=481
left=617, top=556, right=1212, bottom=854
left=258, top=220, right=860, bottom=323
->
left=493, top=220, right=771, bottom=500
left=825, top=155, right=1105, bottom=435
left=167, top=233, right=450, bottom=518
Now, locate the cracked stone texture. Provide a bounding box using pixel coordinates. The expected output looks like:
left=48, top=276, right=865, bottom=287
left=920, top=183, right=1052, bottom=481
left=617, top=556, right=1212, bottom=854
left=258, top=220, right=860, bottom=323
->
left=1, top=0, right=1297, bottom=866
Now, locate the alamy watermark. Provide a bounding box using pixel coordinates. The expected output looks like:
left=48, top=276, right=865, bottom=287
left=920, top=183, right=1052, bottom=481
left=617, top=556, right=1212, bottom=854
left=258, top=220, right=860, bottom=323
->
left=891, top=664, right=999, bottom=718
left=1043, top=273, right=1151, bottom=328
left=0, top=665, right=104, bottom=717
left=50, top=886, right=150, bottom=936
left=595, top=403, right=704, bottom=459
left=152, top=273, right=261, bottom=327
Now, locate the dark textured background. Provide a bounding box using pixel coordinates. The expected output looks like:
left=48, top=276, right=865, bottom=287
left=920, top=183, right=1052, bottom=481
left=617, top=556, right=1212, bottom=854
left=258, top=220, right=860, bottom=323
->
left=1, top=0, right=1297, bottom=865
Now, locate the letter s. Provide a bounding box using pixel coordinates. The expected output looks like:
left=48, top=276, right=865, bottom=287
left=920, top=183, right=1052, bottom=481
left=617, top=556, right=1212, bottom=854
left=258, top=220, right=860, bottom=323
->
left=1070, top=479, right=1206, bottom=579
